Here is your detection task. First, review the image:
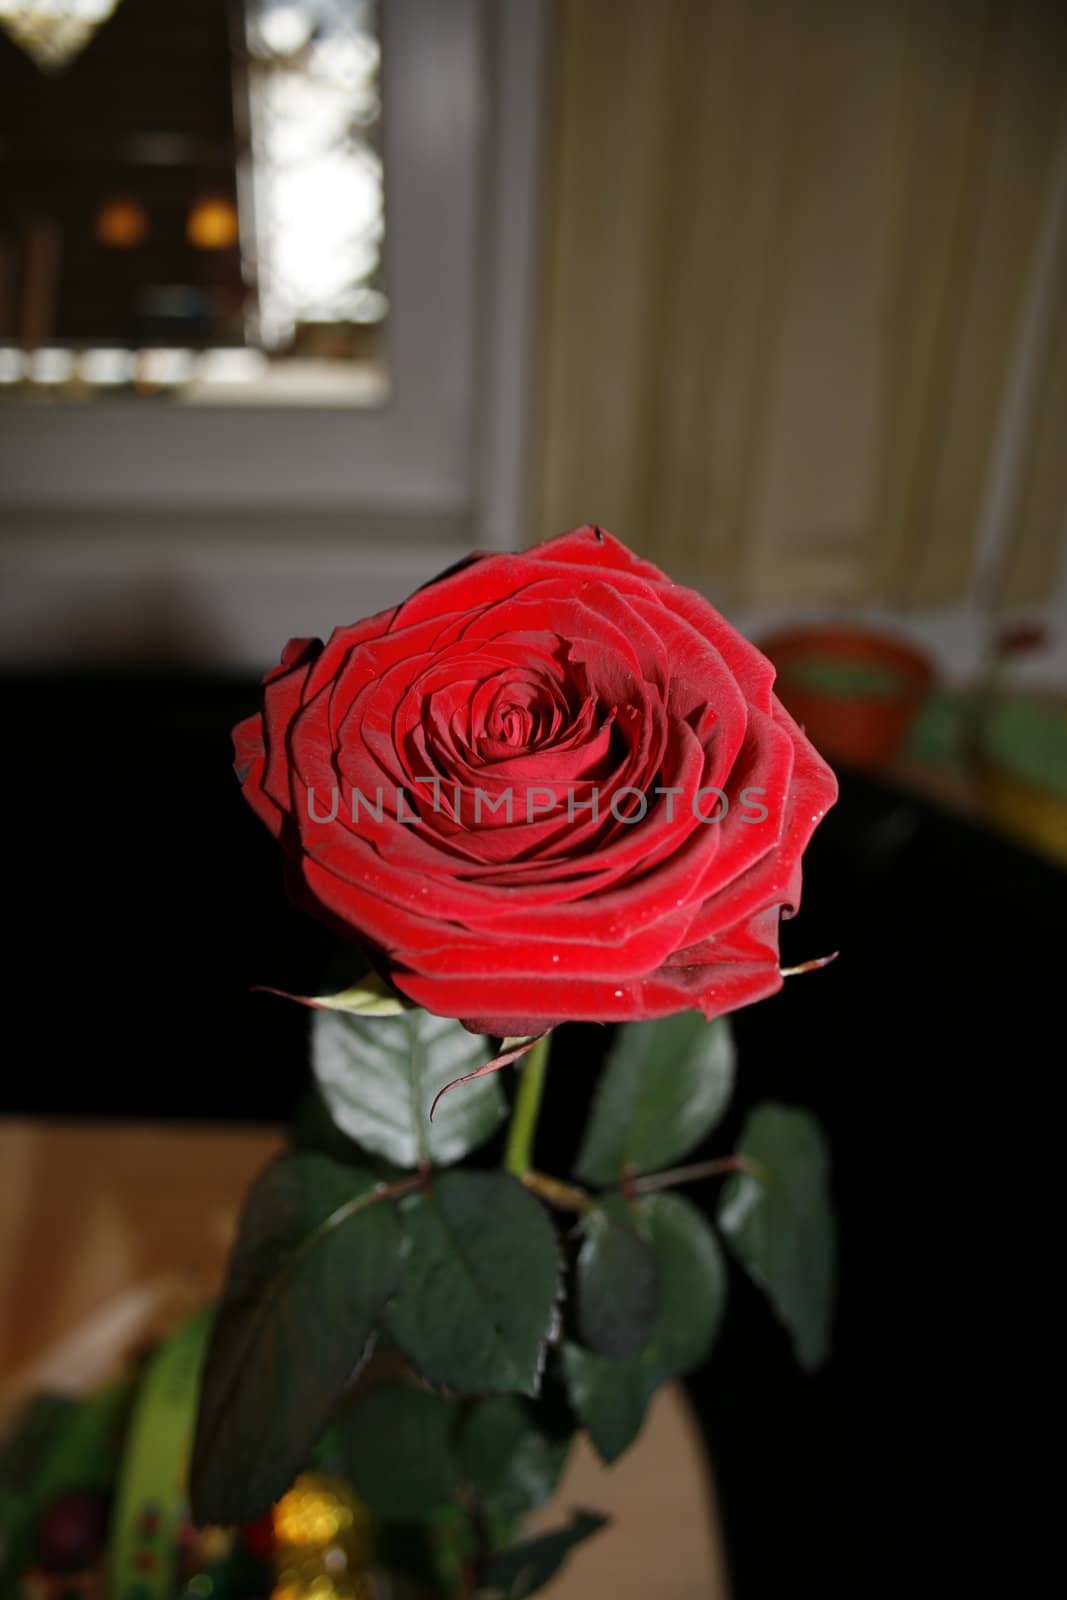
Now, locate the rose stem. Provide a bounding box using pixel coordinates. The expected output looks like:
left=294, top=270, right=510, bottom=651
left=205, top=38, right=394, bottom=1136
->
left=503, top=1032, right=552, bottom=1179
left=627, top=1154, right=766, bottom=1194
left=522, top=1169, right=591, bottom=1214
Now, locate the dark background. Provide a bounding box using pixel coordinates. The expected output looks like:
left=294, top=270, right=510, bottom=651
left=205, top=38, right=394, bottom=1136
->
left=4, top=669, right=1062, bottom=1595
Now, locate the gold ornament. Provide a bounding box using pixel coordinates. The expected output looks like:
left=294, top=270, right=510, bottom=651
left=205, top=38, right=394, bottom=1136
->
left=271, top=1475, right=376, bottom=1600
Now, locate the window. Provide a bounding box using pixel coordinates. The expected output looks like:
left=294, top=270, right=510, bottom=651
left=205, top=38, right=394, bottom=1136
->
left=0, top=0, right=387, bottom=405
left=0, top=0, right=549, bottom=673
left=0, top=0, right=536, bottom=521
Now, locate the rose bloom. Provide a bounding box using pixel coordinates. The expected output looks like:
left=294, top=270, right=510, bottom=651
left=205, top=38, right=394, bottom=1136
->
left=234, top=528, right=837, bottom=1035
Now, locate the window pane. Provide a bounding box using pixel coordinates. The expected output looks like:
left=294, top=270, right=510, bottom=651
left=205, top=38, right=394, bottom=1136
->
left=0, top=0, right=387, bottom=404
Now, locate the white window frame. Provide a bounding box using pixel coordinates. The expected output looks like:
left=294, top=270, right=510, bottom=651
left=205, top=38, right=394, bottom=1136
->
left=0, top=0, right=546, bottom=539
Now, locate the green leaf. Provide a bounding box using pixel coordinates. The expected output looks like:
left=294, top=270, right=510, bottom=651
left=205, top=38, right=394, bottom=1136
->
left=574, top=1195, right=660, bottom=1359
left=190, top=1152, right=404, bottom=1524
left=633, top=1195, right=726, bottom=1376
left=289, top=1084, right=369, bottom=1167
left=341, top=1384, right=459, bottom=1517
left=385, top=1172, right=561, bottom=1396
left=312, top=1009, right=505, bottom=1168
left=559, top=1343, right=648, bottom=1465
left=480, top=1510, right=608, bottom=1599
left=562, top=1193, right=726, bottom=1462
left=575, top=1013, right=735, bottom=1183
left=459, top=1396, right=570, bottom=1517
left=717, top=1104, right=836, bottom=1370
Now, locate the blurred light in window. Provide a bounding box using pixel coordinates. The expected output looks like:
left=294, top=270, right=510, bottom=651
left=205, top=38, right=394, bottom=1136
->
left=195, top=347, right=268, bottom=383
left=79, top=347, right=134, bottom=384
left=186, top=193, right=241, bottom=252
left=94, top=195, right=149, bottom=249
left=29, top=347, right=75, bottom=382
left=120, top=131, right=197, bottom=166
left=138, top=348, right=195, bottom=387
left=252, top=3, right=313, bottom=57
left=0, top=347, right=26, bottom=383
left=0, top=0, right=123, bottom=74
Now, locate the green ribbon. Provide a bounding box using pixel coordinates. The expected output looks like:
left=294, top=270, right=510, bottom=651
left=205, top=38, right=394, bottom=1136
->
left=107, top=1307, right=213, bottom=1600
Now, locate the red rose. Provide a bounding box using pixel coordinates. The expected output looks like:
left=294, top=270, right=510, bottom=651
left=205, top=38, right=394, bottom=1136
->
left=234, top=527, right=837, bottom=1035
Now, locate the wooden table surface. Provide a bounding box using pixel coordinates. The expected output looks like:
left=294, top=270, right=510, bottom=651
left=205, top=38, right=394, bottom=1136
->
left=0, top=1120, right=728, bottom=1598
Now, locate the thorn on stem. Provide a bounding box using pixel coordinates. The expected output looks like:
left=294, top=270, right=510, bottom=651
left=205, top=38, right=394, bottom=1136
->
left=429, top=1033, right=548, bottom=1121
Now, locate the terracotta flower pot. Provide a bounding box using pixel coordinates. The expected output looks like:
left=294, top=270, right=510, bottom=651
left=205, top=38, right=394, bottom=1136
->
left=758, top=625, right=935, bottom=770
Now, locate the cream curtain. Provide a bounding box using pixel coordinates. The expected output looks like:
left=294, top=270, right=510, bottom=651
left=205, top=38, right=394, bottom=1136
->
left=533, top=0, right=1067, bottom=609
